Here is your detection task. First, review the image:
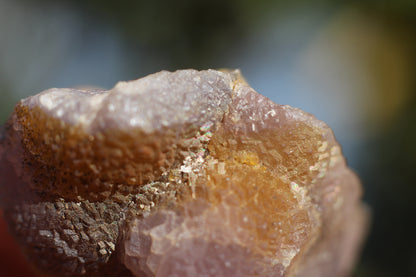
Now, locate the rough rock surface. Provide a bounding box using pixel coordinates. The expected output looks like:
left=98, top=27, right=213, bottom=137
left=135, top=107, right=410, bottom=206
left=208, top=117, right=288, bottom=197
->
left=0, top=69, right=367, bottom=276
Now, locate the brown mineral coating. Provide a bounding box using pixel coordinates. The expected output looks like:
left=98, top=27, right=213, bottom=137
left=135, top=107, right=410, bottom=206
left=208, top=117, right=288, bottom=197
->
left=4, top=69, right=233, bottom=202
left=0, top=69, right=367, bottom=277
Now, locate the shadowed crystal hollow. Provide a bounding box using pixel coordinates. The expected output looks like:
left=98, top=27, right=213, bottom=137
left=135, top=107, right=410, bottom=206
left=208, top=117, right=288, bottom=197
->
left=0, top=69, right=368, bottom=277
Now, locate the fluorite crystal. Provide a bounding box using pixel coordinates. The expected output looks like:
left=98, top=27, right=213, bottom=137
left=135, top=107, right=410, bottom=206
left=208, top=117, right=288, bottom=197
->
left=0, top=69, right=367, bottom=277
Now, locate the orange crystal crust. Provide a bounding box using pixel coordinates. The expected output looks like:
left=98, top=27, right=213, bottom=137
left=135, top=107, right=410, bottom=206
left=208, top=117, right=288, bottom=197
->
left=0, top=69, right=367, bottom=276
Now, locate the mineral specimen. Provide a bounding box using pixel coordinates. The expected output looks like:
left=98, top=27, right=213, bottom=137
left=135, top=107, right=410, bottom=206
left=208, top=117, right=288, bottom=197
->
left=0, top=69, right=367, bottom=277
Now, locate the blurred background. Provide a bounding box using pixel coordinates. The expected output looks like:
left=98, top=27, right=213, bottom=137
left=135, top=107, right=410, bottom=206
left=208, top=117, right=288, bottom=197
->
left=0, top=0, right=415, bottom=276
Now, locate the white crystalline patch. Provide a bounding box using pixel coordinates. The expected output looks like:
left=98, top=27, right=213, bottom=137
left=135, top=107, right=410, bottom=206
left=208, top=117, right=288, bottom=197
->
left=280, top=247, right=299, bottom=268
left=39, top=93, right=56, bottom=110
left=20, top=70, right=234, bottom=134
left=39, top=230, right=53, bottom=238
left=23, top=88, right=107, bottom=127
left=265, top=109, right=276, bottom=118
left=180, top=164, right=192, bottom=174
left=290, top=182, right=309, bottom=208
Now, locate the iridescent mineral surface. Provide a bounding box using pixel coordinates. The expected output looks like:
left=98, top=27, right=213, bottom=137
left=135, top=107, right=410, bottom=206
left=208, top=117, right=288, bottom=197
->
left=0, top=69, right=367, bottom=277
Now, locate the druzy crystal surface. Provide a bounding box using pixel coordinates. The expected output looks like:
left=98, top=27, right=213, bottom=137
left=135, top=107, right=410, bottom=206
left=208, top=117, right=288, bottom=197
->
left=0, top=69, right=367, bottom=276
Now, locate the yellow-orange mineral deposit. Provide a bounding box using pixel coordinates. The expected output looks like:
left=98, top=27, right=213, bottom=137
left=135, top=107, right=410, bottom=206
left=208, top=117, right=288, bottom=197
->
left=0, top=69, right=367, bottom=277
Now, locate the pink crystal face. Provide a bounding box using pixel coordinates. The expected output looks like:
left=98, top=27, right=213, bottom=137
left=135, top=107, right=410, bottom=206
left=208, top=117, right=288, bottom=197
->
left=122, top=78, right=368, bottom=277
left=0, top=70, right=367, bottom=276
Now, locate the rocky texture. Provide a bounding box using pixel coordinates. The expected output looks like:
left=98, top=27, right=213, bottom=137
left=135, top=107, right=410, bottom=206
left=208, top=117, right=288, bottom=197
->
left=0, top=69, right=367, bottom=276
